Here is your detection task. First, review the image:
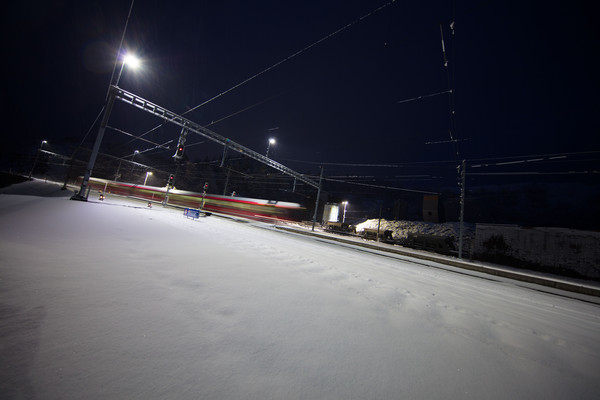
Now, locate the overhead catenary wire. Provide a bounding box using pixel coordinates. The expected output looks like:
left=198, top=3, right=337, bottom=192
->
left=133, top=0, right=398, bottom=145
left=125, top=92, right=287, bottom=147
left=468, top=171, right=599, bottom=176
left=424, top=137, right=469, bottom=145
left=283, top=159, right=402, bottom=168
left=203, top=93, right=286, bottom=129
left=285, top=150, right=600, bottom=169
left=396, top=89, right=453, bottom=104
left=107, top=125, right=172, bottom=150
left=468, top=150, right=600, bottom=167
left=183, top=0, right=397, bottom=116
left=323, top=176, right=440, bottom=195
left=277, top=151, right=599, bottom=191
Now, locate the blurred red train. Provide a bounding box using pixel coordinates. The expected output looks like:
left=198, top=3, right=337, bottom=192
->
left=81, top=177, right=306, bottom=222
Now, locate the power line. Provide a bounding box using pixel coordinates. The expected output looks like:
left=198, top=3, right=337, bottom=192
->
left=107, top=125, right=172, bottom=150
left=469, top=150, right=600, bottom=168
left=323, top=176, right=439, bottom=195
left=284, top=159, right=402, bottom=168
left=132, top=0, right=398, bottom=144
left=396, top=89, right=452, bottom=104
left=468, top=171, right=599, bottom=176
left=203, top=93, right=285, bottom=128
left=424, top=137, right=469, bottom=145
left=284, top=150, right=600, bottom=169
left=183, top=0, right=398, bottom=117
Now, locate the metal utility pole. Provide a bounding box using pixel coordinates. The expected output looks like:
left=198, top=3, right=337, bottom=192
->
left=458, top=159, right=466, bottom=258
left=377, top=205, right=382, bottom=242
left=28, top=140, right=47, bottom=180
left=71, top=0, right=135, bottom=200
left=222, top=167, right=231, bottom=195
left=311, top=167, right=324, bottom=231
left=71, top=93, right=116, bottom=201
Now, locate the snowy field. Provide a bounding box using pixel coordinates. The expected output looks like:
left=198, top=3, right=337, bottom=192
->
left=1, top=181, right=600, bottom=399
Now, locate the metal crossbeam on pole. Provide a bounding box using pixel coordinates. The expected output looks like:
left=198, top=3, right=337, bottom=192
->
left=111, top=85, right=319, bottom=189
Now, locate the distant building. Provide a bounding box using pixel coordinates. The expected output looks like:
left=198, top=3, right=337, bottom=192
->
left=322, top=203, right=341, bottom=224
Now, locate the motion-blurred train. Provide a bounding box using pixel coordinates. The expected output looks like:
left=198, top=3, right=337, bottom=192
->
left=79, top=177, right=306, bottom=222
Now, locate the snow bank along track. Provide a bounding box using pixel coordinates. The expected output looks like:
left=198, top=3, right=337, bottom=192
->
left=273, top=225, right=600, bottom=299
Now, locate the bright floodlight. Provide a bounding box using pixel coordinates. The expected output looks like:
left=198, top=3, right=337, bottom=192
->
left=123, top=54, right=140, bottom=69
left=266, top=137, right=276, bottom=157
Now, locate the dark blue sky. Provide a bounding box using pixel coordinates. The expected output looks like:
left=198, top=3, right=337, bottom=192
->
left=2, top=0, right=599, bottom=183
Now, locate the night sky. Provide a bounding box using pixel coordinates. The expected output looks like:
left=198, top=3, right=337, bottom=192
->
left=2, top=1, right=599, bottom=199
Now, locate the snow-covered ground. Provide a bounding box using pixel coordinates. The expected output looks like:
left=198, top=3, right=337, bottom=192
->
left=1, top=181, right=600, bottom=399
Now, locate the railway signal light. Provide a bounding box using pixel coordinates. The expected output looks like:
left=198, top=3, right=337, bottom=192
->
left=174, top=144, right=185, bottom=159
left=168, top=174, right=175, bottom=187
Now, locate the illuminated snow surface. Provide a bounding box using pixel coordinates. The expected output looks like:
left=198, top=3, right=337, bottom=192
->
left=1, top=181, right=600, bottom=399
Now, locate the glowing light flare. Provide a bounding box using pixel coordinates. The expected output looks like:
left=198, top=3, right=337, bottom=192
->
left=123, top=53, right=141, bottom=70
left=266, top=137, right=276, bottom=157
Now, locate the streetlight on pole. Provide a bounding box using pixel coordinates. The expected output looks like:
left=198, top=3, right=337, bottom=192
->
left=143, top=171, right=153, bottom=185
left=130, top=150, right=140, bottom=174
left=28, top=140, right=47, bottom=180
left=72, top=53, right=140, bottom=201
left=116, top=53, right=140, bottom=87
left=266, top=138, right=276, bottom=157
